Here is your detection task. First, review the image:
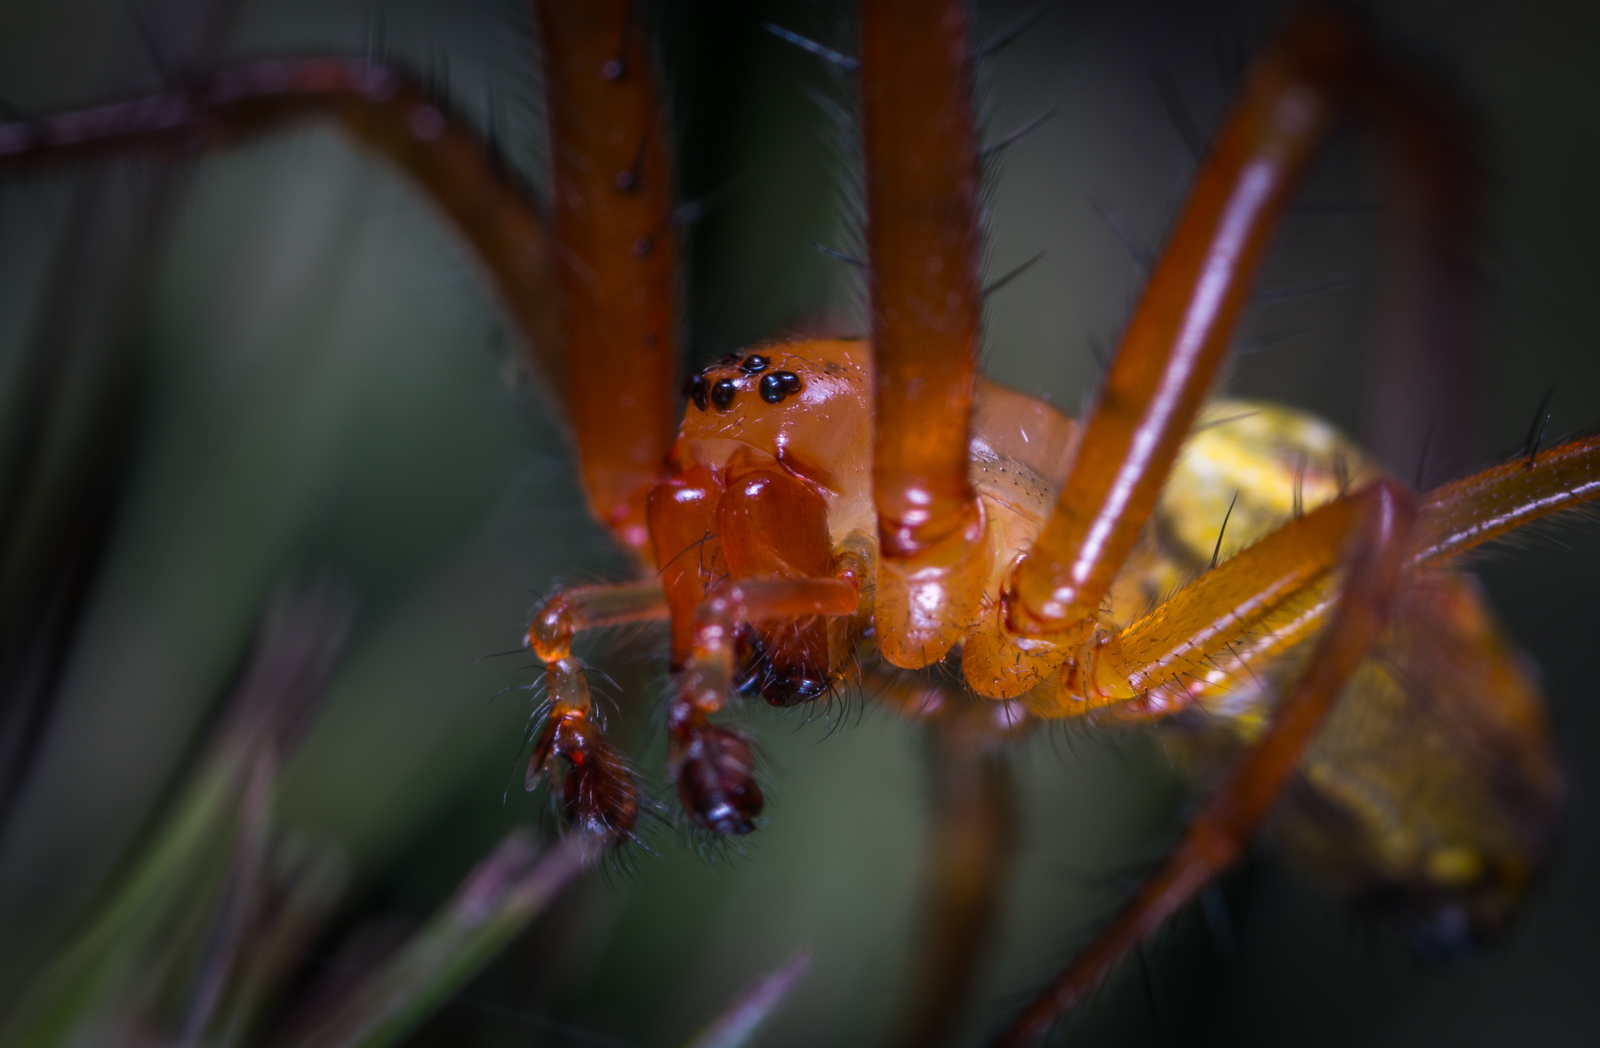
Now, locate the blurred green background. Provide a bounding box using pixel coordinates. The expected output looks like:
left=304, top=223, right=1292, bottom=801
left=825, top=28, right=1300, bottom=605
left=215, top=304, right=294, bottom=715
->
left=0, top=0, right=1597, bottom=1045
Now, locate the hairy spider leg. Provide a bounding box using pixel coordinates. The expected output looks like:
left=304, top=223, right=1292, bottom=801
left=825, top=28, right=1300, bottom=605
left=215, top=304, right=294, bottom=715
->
left=670, top=570, right=863, bottom=835
left=985, top=10, right=1354, bottom=697
left=525, top=579, right=669, bottom=839
left=0, top=2, right=680, bottom=565
left=540, top=0, right=679, bottom=563
left=1076, top=430, right=1600, bottom=725
left=0, top=8, right=687, bottom=825
left=974, top=9, right=1488, bottom=706
left=994, top=479, right=1417, bottom=1047
left=860, top=0, right=989, bottom=667
left=0, top=59, right=563, bottom=388
left=1411, top=431, right=1600, bottom=565
left=980, top=431, right=1600, bottom=1038
left=1032, top=484, right=1367, bottom=719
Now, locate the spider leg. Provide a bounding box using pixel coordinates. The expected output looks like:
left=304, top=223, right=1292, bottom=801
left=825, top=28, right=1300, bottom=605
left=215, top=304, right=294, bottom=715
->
left=969, top=8, right=1496, bottom=701
left=525, top=579, right=669, bottom=840
left=1, top=2, right=681, bottom=564
left=963, top=11, right=1369, bottom=700
left=860, top=0, right=989, bottom=667
left=999, top=11, right=1355, bottom=653
left=868, top=663, right=1030, bottom=1048
left=0, top=60, right=563, bottom=386
left=992, top=479, right=1416, bottom=1046
left=540, top=1, right=679, bottom=562
left=1060, top=432, right=1600, bottom=722
left=528, top=580, right=671, bottom=665
left=1413, top=431, right=1600, bottom=566
left=1067, top=488, right=1371, bottom=718
left=671, top=571, right=864, bottom=835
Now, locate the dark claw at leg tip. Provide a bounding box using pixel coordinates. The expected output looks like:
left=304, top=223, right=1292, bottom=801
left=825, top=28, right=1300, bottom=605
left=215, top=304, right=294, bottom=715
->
left=677, top=725, right=763, bottom=835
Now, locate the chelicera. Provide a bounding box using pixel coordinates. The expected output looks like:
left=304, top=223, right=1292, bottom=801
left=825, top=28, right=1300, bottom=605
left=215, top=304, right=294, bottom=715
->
left=6, top=1, right=1596, bottom=1042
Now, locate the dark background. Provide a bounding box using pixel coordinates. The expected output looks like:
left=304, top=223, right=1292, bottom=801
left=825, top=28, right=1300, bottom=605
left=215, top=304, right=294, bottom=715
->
left=0, top=1, right=1596, bottom=1045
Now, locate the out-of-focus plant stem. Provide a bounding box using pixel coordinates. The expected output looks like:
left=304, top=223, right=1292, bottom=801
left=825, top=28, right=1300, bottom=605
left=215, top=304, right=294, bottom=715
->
left=0, top=586, right=350, bottom=1048
left=280, top=830, right=598, bottom=1048
left=677, top=947, right=812, bottom=1048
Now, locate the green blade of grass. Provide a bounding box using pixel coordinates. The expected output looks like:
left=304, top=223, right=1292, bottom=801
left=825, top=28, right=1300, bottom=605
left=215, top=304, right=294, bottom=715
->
left=0, top=587, right=349, bottom=1048
left=678, top=947, right=812, bottom=1048
left=278, top=829, right=596, bottom=1048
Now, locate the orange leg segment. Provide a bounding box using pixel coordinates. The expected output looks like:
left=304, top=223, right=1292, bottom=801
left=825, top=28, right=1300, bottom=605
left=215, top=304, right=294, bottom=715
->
left=993, top=480, right=1416, bottom=1047
left=524, top=579, right=668, bottom=840
left=1068, top=432, right=1600, bottom=724
left=527, top=579, right=670, bottom=664
left=1023, top=493, right=1360, bottom=719
left=540, top=0, right=679, bottom=563
left=860, top=0, right=989, bottom=667
left=1005, top=10, right=1357, bottom=643
left=1413, top=432, right=1600, bottom=567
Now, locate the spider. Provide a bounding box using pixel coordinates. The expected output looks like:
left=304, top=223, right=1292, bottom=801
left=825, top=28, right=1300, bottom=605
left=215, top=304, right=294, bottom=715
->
left=3, top=1, right=1598, bottom=1045
left=517, top=5, right=1596, bottom=1042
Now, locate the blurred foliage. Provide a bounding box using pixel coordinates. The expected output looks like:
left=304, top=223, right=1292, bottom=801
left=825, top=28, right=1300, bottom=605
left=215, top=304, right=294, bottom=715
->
left=0, top=580, right=793, bottom=1048
left=0, top=1, right=1598, bottom=1047
left=0, top=587, right=352, bottom=1048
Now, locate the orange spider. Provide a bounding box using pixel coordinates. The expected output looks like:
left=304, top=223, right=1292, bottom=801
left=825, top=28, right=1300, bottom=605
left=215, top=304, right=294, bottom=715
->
left=516, top=6, right=1599, bottom=1041
left=6, top=2, right=1597, bottom=1043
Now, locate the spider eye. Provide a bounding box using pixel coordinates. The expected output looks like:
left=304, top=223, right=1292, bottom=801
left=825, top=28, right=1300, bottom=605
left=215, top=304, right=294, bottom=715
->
left=739, top=354, right=770, bottom=374
left=688, top=376, right=710, bottom=411
left=758, top=370, right=802, bottom=404
left=711, top=378, right=737, bottom=409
